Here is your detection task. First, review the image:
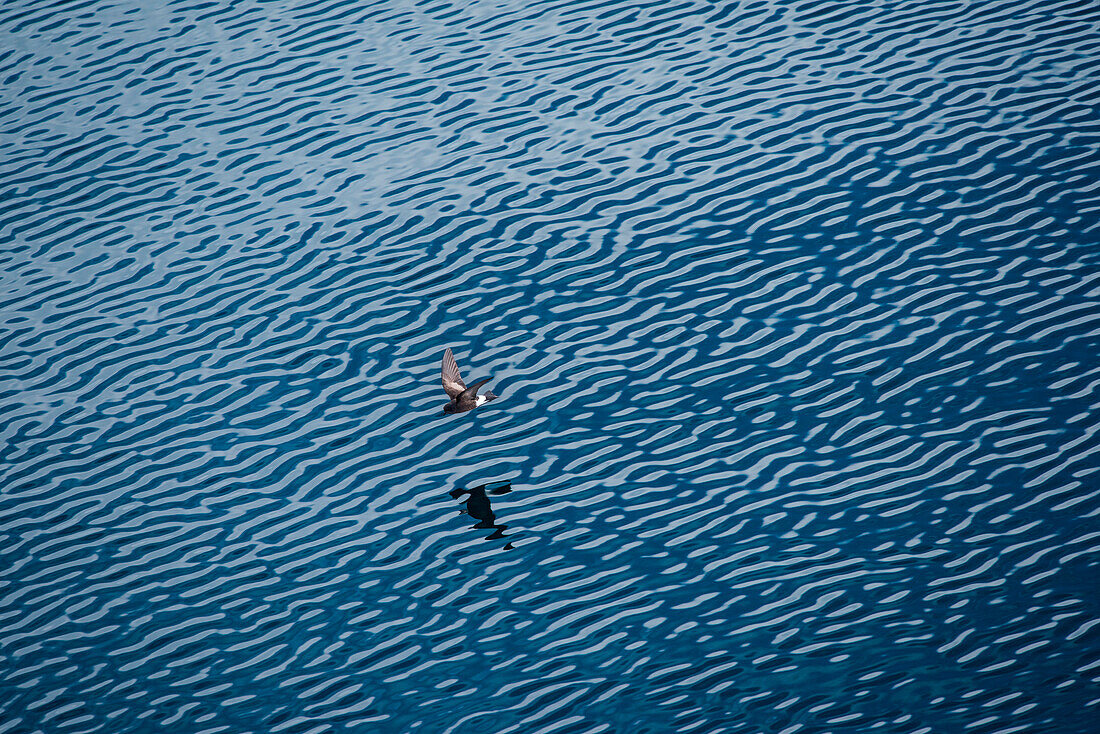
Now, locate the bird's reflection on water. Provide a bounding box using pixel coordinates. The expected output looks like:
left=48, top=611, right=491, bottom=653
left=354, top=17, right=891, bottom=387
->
left=449, top=482, right=513, bottom=549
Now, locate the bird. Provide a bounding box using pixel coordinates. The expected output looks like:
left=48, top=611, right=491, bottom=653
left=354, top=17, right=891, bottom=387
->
left=441, top=347, right=498, bottom=414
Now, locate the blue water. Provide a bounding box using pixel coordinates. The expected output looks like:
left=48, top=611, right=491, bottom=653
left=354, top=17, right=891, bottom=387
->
left=2, top=0, right=1099, bottom=732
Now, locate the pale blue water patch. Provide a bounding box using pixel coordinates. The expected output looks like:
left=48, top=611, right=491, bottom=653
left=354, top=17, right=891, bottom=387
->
left=2, top=0, right=1099, bottom=732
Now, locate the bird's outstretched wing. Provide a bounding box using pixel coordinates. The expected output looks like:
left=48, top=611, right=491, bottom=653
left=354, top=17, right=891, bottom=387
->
left=442, top=348, right=466, bottom=398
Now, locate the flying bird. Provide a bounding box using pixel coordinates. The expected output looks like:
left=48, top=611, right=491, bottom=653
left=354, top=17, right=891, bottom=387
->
left=441, top=347, right=498, bottom=414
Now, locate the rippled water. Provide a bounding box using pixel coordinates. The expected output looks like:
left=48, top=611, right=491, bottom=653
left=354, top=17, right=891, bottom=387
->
left=3, top=0, right=1100, bottom=732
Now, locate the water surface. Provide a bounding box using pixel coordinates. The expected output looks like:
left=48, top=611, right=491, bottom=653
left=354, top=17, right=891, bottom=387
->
left=2, top=0, right=1099, bottom=732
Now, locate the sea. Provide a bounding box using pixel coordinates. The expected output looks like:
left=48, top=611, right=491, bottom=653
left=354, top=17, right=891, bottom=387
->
left=1, top=0, right=1098, bottom=732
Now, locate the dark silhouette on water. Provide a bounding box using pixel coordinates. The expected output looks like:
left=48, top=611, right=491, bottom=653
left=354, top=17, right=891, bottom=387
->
left=441, top=347, right=498, bottom=414
left=450, top=482, right=513, bottom=548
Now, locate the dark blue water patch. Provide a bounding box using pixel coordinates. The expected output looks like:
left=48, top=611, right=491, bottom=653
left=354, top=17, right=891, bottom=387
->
left=2, top=0, right=1100, bottom=732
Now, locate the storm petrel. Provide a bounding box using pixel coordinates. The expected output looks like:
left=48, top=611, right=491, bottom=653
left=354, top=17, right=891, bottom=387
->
left=441, top=347, right=498, bottom=414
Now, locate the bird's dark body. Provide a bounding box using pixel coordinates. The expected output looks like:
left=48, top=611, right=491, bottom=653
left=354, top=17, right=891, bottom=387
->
left=443, top=377, right=495, bottom=413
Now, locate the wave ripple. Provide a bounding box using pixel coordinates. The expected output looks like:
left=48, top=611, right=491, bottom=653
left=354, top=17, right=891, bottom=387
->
left=2, top=0, right=1099, bottom=732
